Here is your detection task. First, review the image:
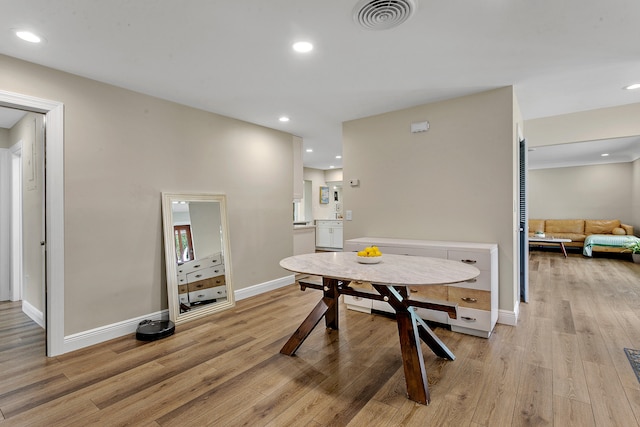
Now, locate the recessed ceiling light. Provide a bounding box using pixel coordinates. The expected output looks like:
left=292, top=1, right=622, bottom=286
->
left=15, top=30, right=42, bottom=43
left=624, top=83, right=640, bottom=90
left=279, top=116, right=290, bottom=122
left=601, top=153, right=610, bottom=157
left=306, top=149, right=313, bottom=153
left=292, top=41, right=313, bottom=53
left=336, top=155, right=342, bottom=159
left=329, top=165, right=335, bottom=169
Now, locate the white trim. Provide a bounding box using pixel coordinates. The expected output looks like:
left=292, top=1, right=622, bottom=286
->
left=497, top=307, right=519, bottom=326
left=234, top=275, right=295, bottom=301
left=61, top=274, right=296, bottom=354
left=63, top=310, right=169, bottom=354
left=0, top=149, right=11, bottom=301
left=0, top=90, right=65, bottom=356
left=22, top=299, right=45, bottom=328
left=10, top=142, right=22, bottom=302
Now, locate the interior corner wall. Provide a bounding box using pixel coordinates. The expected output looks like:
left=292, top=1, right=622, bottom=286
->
left=343, top=87, right=516, bottom=313
left=0, top=54, right=294, bottom=336
left=529, top=163, right=633, bottom=222
left=0, top=128, right=10, bottom=148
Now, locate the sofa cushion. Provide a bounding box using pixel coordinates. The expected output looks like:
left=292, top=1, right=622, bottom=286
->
left=545, top=219, right=584, bottom=234
left=585, top=219, right=621, bottom=235
left=529, top=219, right=545, bottom=233
left=612, top=227, right=626, bottom=235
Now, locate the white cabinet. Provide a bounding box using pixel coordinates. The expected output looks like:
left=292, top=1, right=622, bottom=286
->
left=343, top=237, right=499, bottom=338
left=315, top=220, right=343, bottom=249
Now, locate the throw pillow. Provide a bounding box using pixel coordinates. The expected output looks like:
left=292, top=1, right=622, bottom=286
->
left=612, top=227, right=626, bottom=235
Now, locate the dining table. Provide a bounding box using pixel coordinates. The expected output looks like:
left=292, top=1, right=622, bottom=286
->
left=279, top=251, right=480, bottom=405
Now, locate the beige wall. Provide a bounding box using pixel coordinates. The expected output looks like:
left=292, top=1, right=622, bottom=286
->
left=0, top=129, right=9, bottom=148
left=525, top=103, right=640, bottom=147
left=529, top=163, right=633, bottom=222
left=343, top=87, right=518, bottom=313
left=1, top=54, right=294, bottom=335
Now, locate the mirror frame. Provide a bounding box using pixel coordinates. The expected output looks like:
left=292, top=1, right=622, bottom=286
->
left=161, top=192, right=235, bottom=324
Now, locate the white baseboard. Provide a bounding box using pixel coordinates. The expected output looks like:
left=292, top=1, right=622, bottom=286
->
left=498, top=307, right=519, bottom=326
left=22, top=300, right=44, bottom=328
left=63, top=309, right=169, bottom=354
left=234, top=274, right=295, bottom=301
left=61, top=275, right=296, bottom=354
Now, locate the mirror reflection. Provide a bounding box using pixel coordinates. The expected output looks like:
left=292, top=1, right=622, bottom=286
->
left=162, top=193, right=234, bottom=324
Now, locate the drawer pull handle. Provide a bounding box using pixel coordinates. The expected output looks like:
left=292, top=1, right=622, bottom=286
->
left=195, top=274, right=202, bottom=278
left=461, top=259, right=477, bottom=264
left=324, top=286, right=330, bottom=291
left=461, top=297, right=477, bottom=303
left=465, top=278, right=477, bottom=283
left=461, top=316, right=477, bottom=322
left=383, top=296, right=389, bottom=302
left=193, top=264, right=201, bottom=268
left=410, top=288, right=418, bottom=293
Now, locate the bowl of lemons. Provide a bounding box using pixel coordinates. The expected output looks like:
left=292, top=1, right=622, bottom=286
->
left=356, top=246, right=383, bottom=264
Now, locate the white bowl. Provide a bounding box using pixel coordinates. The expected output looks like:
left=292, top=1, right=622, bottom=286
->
left=357, top=255, right=382, bottom=264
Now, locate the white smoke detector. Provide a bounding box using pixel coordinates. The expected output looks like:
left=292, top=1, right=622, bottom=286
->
left=353, top=0, right=417, bottom=31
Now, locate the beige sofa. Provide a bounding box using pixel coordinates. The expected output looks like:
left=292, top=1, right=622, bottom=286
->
left=528, top=219, right=635, bottom=253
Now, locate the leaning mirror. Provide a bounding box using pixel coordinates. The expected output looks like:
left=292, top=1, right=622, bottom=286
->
left=161, top=192, right=235, bottom=324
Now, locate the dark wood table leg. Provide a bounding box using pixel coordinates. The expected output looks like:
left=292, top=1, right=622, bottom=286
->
left=560, top=242, right=568, bottom=258
left=395, top=307, right=430, bottom=404
left=322, top=277, right=339, bottom=330
left=373, top=284, right=456, bottom=405
left=280, top=277, right=339, bottom=356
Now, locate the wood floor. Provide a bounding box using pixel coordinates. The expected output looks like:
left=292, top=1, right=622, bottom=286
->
left=1, top=251, right=640, bottom=426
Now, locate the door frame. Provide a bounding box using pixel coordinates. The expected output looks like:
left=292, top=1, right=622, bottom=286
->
left=0, top=90, right=65, bottom=357
left=10, top=142, right=22, bottom=301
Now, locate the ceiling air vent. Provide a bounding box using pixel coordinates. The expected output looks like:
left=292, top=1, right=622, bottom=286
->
left=353, top=0, right=417, bottom=31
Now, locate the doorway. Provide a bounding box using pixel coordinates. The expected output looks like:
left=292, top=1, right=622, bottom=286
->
left=0, top=90, right=65, bottom=356
left=1, top=110, right=46, bottom=329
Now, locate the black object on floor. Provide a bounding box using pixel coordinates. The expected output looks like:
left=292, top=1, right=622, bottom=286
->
left=136, top=319, right=175, bottom=341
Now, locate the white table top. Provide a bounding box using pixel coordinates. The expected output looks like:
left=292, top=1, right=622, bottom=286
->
left=280, top=252, right=479, bottom=286
left=529, top=237, right=571, bottom=242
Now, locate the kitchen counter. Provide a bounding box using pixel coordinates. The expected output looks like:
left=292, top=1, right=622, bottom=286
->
left=293, top=224, right=315, bottom=230
left=293, top=224, right=316, bottom=254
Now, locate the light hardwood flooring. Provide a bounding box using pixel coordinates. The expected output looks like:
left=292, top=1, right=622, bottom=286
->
left=1, top=251, right=640, bottom=426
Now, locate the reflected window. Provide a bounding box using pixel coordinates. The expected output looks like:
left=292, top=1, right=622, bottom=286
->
left=174, top=225, right=194, bottom=264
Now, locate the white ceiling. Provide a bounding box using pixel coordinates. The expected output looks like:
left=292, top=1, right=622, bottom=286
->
left=0, top=106, right=27, bottom=129
left=1, top=1, right=640, bottom=170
